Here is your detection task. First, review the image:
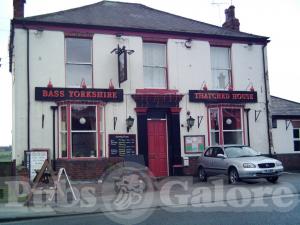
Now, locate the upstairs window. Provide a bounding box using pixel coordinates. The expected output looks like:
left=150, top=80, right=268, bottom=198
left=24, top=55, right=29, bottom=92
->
left=66, top=38, right=92, bottom=87
left=143, top=43, right=167, bottom=88
left=210, top=47, right=231, bottom=90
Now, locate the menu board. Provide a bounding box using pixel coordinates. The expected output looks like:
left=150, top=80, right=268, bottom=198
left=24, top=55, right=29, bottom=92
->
left=109, top=134, right=136, bottom=157
left=184, top=135, right=205, bottom=154
left=25, top=150, right=48, bottom=180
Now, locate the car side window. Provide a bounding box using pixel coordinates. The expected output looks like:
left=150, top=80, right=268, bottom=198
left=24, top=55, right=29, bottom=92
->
left=204, top=148, right=213, bottom=157
left=212, top=147, right=224, bottom=157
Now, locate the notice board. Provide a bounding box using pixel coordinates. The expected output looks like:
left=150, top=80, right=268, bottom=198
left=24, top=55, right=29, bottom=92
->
left=109, top=134, right=136, bottom=157
left=184, top=135, right=205, bottom=154
left=25, top=149, right=49, bottom=180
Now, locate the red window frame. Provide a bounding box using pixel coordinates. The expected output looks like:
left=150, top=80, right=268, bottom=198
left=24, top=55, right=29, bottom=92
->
left=58, top=102, right=104, bottom=159
left=207, top=105, right=245, bottom=146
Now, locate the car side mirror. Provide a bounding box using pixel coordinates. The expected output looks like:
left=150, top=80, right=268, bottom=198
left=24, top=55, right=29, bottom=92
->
left=217, top=154, right=226, bottom=159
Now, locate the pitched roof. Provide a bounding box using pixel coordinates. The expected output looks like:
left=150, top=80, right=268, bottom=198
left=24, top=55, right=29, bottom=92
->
left=271, top=96, right=300, bottom=118
left=16, top=1, right=268, bottom=42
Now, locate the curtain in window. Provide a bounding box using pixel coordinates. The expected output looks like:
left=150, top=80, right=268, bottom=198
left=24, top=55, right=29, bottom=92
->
left=66, top=38, right=92, bottom=88
left=143, top=43, right=166, bottom=88
left=211, top=47, right=231, bottom=89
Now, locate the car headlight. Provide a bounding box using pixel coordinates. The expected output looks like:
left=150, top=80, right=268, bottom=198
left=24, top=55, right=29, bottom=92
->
left=243, top=163, right=256, bottom=168
left=275, top=161, right=283, bottom=167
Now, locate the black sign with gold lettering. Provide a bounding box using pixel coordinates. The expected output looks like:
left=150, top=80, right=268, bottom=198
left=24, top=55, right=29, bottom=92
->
left=109, top=134, right=136, bottom=157
left=189, top=90, right=257, bottom=103
left=35, top=87, right=123, bottom=102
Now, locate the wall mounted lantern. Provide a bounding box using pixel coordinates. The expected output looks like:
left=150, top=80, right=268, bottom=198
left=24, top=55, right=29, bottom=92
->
left=126, top=116, right=134, bottom=132
left=187, top=115, right=195, bottom=132
left=184, top=39, right=192, bottom=49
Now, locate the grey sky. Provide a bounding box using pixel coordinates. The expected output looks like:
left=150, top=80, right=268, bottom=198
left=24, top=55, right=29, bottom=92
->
left=0, top=0, right=299, bottom=146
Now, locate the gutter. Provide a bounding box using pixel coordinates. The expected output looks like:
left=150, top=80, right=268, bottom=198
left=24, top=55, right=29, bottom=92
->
left=262, top=43, right=272, bottom=156
left=26, top=27, right=30, bottom=151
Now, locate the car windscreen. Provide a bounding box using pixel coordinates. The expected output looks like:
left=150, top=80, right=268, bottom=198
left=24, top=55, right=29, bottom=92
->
left=224, top=146, right=259, bottom=158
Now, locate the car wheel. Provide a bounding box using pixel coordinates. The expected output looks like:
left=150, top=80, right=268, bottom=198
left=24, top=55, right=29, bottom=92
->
left=228, top=168, right=240, bottom=184
left=198, top=167, right=207, bottom=182
left=266, top=176, right=279, bottom=184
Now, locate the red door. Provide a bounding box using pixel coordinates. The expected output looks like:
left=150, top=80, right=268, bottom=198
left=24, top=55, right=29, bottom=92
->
left=147, top=120, right=168, bottom=177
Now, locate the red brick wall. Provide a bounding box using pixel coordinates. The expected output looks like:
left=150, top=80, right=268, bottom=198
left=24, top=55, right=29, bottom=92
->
left=55, top=157, right=124, bottom=180
left=274, top=154, right=300, bottom=171
left=183, top=157, right=199, bottom=176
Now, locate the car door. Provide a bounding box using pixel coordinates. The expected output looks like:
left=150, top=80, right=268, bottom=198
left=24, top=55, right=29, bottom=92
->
left=202, top=148, right=214, bottom=175
left=211, top=147, right=227, bottom=175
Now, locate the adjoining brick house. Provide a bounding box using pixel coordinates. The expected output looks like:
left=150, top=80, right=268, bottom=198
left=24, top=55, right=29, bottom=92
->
left=9, top=0, right=273, bottom=179
left=271, top=96, right=300, bottom=170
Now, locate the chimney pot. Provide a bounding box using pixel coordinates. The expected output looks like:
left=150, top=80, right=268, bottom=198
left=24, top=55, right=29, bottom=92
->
left=222, top=5, right=240, bottom=31
left=13, top=0, right=26, bottom=18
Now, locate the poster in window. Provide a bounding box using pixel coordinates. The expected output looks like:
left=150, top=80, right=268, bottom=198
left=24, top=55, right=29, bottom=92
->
left=118, top=46, right=127, bottom=86
left=184, top=135, right=205, bottom=154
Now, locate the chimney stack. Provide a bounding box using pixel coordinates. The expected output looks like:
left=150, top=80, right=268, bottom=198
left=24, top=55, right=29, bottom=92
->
left=13, top=0, right=26, bottom=18
left=222, top=5, right=240, bottom=31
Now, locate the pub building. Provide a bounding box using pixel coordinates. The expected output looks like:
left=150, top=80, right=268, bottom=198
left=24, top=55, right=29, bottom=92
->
left=9, top=1, right=273, bottom=179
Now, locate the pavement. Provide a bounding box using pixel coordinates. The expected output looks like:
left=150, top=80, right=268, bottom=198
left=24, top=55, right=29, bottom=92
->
left=0, top=172, right=300, bottom=223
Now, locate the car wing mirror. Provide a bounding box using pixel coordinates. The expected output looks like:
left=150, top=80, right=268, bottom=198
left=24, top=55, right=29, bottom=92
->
left=217, top=154, right=226, bottom=159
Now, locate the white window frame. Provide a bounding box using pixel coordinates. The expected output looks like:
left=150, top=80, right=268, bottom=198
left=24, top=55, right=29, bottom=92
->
left=65, top=38, right=93, bottom=88
left=293, top=121, right=300, bottom=152
left=222, top=108, right=244, bottom=145
left=210, top=46, right=232, bottom=90
left=143, top=42, right=167, bottom=89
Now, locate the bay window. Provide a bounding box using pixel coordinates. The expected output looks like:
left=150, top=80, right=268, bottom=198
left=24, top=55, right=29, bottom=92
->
left=209, top=107, right=244, bottom=145
left=209, top=108, right=220, bottom=145
left=59, top=104, right=103, bottom=158
left=143, top=43, right=167, bottom=88
left=210, top=47, right=232, bottom=90
left=66, top=38, right=92, bottom=87
left=222, top=108, right=243, bottom=145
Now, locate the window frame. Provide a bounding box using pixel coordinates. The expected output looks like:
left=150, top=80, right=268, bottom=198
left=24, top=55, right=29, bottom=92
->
left=58, top=103, right=104, bottom=159
left=293, top=120, right=300, bottom=152
left=65, top=37, right=93, bottom=88
left=208, top=106, right=245, bottom=146
left=210, top=46, right=233, bottom=90
left=143, top=42, right=168, bottom=89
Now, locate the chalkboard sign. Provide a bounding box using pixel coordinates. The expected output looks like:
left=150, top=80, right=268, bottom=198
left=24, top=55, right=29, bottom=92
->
left=109, top=134, right=136, bottom=157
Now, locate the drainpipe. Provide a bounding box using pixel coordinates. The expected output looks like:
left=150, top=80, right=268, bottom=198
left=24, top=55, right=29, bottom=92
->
left=26, top=27, right=30, bottom=151
left=51, top=106, right=58, bottom=170
left=244, top=108, right=250, bottom=146
left=262, top=43, right=272, bottom=156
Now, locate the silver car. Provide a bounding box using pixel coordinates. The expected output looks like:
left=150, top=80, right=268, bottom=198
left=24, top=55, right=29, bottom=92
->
left=197, top=145, right=284, bottom=184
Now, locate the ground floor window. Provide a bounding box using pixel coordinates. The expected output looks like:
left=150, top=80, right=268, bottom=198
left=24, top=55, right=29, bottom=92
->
left=292, top=121, right=300, bottom=151
left=59, top=104, right=104, bottom=158
left=208, top=107, right=244, bottom=145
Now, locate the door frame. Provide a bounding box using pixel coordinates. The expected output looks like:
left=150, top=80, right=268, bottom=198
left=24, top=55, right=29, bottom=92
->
left=147, top=118, right=169, bottom=176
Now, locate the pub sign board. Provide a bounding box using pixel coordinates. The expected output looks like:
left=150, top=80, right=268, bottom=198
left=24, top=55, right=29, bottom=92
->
left=118, top=45, right=128, bottom=86
left=189, top=90, right=257, bottom=103
left=35, top=87, right=123, bottom=102
left=109, top=134, right=136, bottom=157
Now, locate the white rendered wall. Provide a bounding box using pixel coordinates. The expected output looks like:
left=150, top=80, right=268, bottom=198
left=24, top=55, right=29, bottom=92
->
left=272, top=120, right=298, bottom=154
left=12, top=29, right=270, bottom=164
